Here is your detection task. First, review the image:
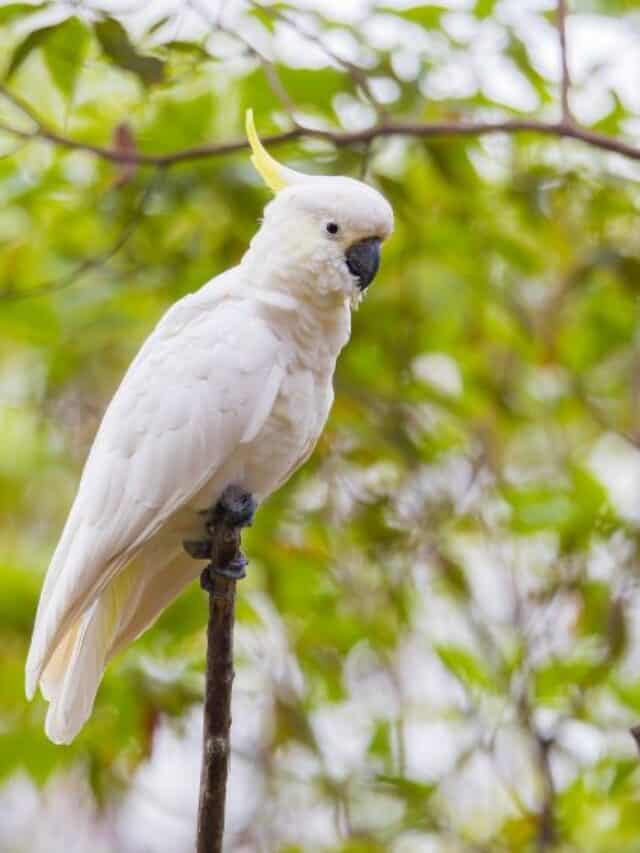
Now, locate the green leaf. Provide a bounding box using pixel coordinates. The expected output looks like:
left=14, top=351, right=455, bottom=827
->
left=250, top=4, right=276, bottom=32
left=369, top=720, right=392, bottom=760
left=505, top=33, right=552, bottom=105
left=508, top=485, right=575, bottom=533
left=592, top=91, right=628, bottom=135
left=535, top=655, right=606, bottom=702
left=141, top=92, right=214, bottom=153
left=612, top=680, right=640, bottom=715
left=435, top=644, right=495, bottom=691
left=376, top=774, right=436, bottom=804
left=163, top=40, right=211, bottom=60
left=474, top=0, right=497, bottom=17
left=506, top=467, right=614, bottom=549
left=0, top=2, right=49, bottom=26
left=43, top=16, right=90, bottom=100
left=377, top=4, right=446, bottom=29
left=5, top=23, right=56, bottom=79
left=94, top=17, right=164, bottom=85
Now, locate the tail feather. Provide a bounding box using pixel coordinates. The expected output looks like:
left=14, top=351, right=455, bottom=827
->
left=44, top=600, right=108, bottom=745
left=39, top=622, right=80, bottom=703
left=36, top=551, right=202, bottom=744
left=25, top=539, right=127, bottom=703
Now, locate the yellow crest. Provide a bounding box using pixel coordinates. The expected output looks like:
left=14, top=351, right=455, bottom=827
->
left=245, top=109, right=304, bottom=193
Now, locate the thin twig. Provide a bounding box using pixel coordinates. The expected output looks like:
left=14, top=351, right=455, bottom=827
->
left=249, top=1, right=388, bottom=119
left=0, top=176, right=159, bottom=301
left=572, top=379, right=640, bottom=448
left=517, top=690, right=557, bottom=850
left=187, top=0, right=300, bottom=124
left=534, top=733, right=556, bottom=851
left=557, top=0, right=572, bottom=124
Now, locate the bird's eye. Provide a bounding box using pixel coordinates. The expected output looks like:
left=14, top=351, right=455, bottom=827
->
left=326, top=222, right=339, bottom=236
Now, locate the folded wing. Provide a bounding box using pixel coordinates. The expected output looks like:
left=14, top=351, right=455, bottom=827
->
left=26, top=284, right=283, bottom=701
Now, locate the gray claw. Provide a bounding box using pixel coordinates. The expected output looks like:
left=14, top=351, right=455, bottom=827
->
left=183, top=538, right=212, bottom=559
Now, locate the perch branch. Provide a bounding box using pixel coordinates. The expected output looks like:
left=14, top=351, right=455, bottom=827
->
left=185, top=485, right=255, bottom=853
left=197, top=570, right=236, bottom=853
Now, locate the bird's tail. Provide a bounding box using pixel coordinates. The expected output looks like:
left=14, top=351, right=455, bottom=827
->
left=38, top=552, right=202, bottom=745
left=41, top=567, right=137, bottom=744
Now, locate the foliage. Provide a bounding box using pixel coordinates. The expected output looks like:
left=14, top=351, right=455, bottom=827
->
left=1, top=0, right=640, bottom=851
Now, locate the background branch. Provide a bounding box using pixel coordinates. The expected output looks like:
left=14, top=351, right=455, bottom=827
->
left=557, top=0, right=573, bottom=124
left=1, top=114, right=640, bottom=167
left=0, top=175, right=158, bottom=300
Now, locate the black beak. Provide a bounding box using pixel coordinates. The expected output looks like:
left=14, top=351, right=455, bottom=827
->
left=345, top=237, right=381, bottom=291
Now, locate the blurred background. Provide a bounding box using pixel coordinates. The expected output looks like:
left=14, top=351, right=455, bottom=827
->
left=2, top=0, right=640, bottom=850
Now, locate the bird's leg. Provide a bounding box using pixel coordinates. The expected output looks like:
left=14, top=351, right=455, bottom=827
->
left=184, top=485, right=256, bottom=591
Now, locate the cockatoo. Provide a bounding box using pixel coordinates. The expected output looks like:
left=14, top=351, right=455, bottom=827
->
left=26, top=111, right=394, bottom=744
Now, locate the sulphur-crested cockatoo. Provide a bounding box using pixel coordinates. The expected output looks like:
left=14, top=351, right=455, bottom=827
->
left=26, top=111, right=394, bottom=744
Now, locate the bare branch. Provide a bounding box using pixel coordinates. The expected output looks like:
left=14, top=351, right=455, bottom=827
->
left=249, top=2, right=388, bottom=120
left=0, top=18, right=638, bottom=171
left=516, top=690, right=557, bottom=851
left=187, top=486, right=255, bottom=853
left=534, top=733, right=556, bottom=851
left=1, top=114, right=640, bottom=169
left=572, top=379, right=640, bottom=448
left=557, top=0, right=573, bottom=124
left=186, top=0, right=300, bottom=124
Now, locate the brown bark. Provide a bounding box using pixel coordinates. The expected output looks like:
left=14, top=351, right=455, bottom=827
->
left=197, top=571, right=237, bottom=853
left=193, top=487, right=253, bottom=853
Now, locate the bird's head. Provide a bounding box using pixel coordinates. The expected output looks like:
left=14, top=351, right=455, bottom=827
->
left=244, top=111, right=393, bottom=307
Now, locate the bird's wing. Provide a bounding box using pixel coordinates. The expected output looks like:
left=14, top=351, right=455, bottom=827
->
left=26, top=282, right=284, bottom=697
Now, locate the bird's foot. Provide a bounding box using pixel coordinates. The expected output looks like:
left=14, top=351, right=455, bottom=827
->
left=184, top=485, right=256, bottom=590
left=205, top=484, right=257, bottom=532
left=200, top=554, right=248, bottom=591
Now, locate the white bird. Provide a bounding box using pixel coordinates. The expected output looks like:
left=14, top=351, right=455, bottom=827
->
left=26, top=111, right=394, bottom=744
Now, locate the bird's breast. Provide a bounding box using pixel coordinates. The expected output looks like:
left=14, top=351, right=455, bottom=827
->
left=240, top=366, right=333, bottom=500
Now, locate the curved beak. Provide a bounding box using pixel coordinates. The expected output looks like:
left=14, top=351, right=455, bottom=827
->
left=345, top=237, right=381, bottom=291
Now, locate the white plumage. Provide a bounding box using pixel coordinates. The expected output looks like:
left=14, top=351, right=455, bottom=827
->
left=26, top=115, right=394, bottom=743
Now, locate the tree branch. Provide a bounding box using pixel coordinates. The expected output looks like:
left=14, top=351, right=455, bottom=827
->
left=197, top=571, right=236, bottom=853
left=187, top=485, right=255, bottom=853
left=534, top=732, right=556, bottom=851
left=186, top=0, right=301, bottom=126
left=557, top=0, right=572, bottom=124
left=516, top=688, right=557, bottom=850
left=2, top=115, right=640, bottom=168
left=248, top=1, right=388, bottom=119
